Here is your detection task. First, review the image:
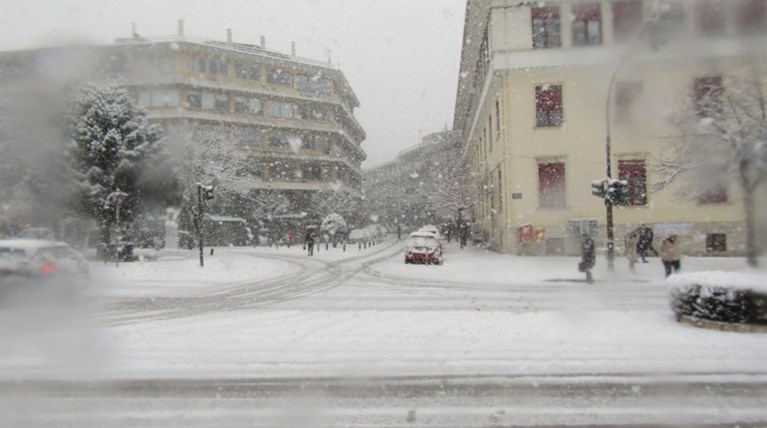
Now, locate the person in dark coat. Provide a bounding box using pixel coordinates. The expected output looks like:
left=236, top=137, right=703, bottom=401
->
left=305, top=230, right=315, bottom=256
left=636, top=223, right=654, bottom=263
left=579, top=233, right=596, bottom=283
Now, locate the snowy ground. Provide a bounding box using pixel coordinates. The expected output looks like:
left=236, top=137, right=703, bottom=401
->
left=1, top=238, right=766, bottom=426
left=2, top=238, right=763, bottom=380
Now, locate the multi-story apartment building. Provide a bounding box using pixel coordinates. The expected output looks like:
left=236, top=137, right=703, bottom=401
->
left=454, top=0, right=766, bottom=256
left=1, top=25, right=366, bottom=218
left=364, top=130, right=463, bottom=229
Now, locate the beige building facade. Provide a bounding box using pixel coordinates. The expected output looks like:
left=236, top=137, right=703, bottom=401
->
left=454, top=0, right=766, bottom=256
left=1, top=27, right=366, bottom=200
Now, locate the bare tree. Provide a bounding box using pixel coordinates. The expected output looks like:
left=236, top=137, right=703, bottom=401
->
left=653, top=74, right=767, bottom=267
left=250, top=190, right=290, bottom=222
left=168, top=123, right=262, bottom=203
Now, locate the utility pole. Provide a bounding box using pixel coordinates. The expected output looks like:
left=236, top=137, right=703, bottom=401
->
left=196, top=183, right=215, bottom=267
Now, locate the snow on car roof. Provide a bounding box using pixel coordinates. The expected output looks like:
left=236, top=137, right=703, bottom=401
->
left=408, top=232, right=437, bottom=238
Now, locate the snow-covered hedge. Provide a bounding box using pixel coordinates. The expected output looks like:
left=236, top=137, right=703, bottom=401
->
left=668, top=271, right=767, bottom=325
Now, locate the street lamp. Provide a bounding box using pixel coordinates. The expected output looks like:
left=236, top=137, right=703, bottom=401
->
left=106, top=189, right=128, bottom=267
left=603, top=12, right=660, bottom=271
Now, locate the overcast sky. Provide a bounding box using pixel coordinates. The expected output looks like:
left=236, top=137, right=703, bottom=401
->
left=0, top=0, right=466, bottom=168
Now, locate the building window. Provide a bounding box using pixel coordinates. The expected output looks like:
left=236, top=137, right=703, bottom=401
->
left=214, top=93, right=229, bottom=112
left=266, top=100, right=294, bottom=118
left=186, top=89, right=201, bottom=109
left=298, top=103, right=330, bottom=121
left=137, top=88, right=180, bottom=108
left=303, top=133, right=331, bottom=153
left=267, top=130, right=295, bottom=149
left=532, top=6, right=562, bottom=48
left=615, top=81, right=642, bottom=122
left=617, top=159, right=647, bottom=206
left=302, top=163, right=323, bottom=181
left=234, top=96, right=262, bottom=114
left=242, top=127, right=264, bottom=147
left=572, top=3, right=602, bottom=46
left=612, top=0, right=642, bottom=42
left=234, top=63, right=261, bottom=81
left=737, top=0, right=766, bottom=35
left=694, top=76, right=723, bottom=118
left=706, top=233, right=727, bottom=252
left=201, top=92, right=216, bottom=110
left=268, top=68, right=293, bottom=86
left=535, top=84, right=563, bottom=127
left=208, top=58, right=228, bottom=76
left=695, top=0, right=726, bottom=37
left=699, top=187, right=728, bottom=204
left=538, top=161, right=566, bottom=208
left=297, top=75, right=332, bottom=96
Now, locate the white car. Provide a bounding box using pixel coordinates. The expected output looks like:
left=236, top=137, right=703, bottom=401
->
left=404, top=231, right=442, bottom=265
left=0, top=239, right=90, bottom=282
left=418, top=225, right=443, bottom=242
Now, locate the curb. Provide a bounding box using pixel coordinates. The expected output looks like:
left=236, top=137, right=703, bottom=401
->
left=678, top=315, right=767, bottom=333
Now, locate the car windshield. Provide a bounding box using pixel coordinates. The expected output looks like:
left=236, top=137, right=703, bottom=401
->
left=1, top=1, right=766, bottom=426
left=407, top=236, right=436, bottom=247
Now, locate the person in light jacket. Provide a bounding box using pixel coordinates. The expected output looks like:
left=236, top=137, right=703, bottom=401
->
left=658, top=231, right=682, bottom=277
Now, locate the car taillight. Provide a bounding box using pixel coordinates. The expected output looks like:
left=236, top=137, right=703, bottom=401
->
left=40, top=262, right=54, bottom=274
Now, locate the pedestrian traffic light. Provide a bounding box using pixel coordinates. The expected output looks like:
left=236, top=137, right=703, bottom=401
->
left=591, top=179, right=607, bottom=198
left=607, top=179, right=629, bottom=206
left=202, top=185, right=215, bottom=201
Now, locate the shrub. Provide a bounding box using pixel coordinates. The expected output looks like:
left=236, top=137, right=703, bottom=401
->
left=668, top=272, right=767, bottom=325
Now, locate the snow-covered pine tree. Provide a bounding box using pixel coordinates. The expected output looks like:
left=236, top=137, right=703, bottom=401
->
left=67, top=84, right=173, bottom=246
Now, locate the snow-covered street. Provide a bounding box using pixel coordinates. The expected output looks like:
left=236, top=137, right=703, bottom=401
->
left=2, top=238, right=766, bottom=426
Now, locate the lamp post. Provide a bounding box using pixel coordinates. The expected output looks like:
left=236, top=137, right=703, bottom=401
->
left=196, top=183, right=215, bottom=267
left=106, top=189, right=128, bottom=267
left=603, top=14, right=658, bottom=271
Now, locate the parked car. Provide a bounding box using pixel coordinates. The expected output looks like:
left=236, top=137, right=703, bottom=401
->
left=404, top=231, right=442, bottom=265
left=0, top=239, right=90, bottom=283
left=418, top=225, right=443, bottom=242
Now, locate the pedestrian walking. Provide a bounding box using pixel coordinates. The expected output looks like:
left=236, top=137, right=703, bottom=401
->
left=625, top=231, right=639, bottom=273
left=658, top=231, right=682, bottom=277
left=305, top=229, right=315, bottom=256
left=636, top=223, right=654, bottom=263
left=579, top=233, right=596, bottom=283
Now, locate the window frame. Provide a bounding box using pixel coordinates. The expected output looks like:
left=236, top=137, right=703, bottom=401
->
left=535, top=84, right=563, bottom=127
left=617, top=159, right=648, bottom=206
left=572, top=2, right=603, bottom=46
left=531, top=6, right=562, bottom=49
left=537, top=161, right=566, bottom=209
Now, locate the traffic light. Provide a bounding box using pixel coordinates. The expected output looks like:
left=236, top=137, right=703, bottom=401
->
left=591, top=179, right=607, bottom=198
left=202, top=185, right=215, bottom=201
left=607, top=179, right=629, bottom=206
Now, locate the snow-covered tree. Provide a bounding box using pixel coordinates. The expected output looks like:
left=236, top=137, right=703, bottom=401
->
left=311, top=190, right=360, bottom=222
left=167, top=123, right=261, bottom=205
left=654, top=74, right=767, bottom=267
left=67, top=85, right=174, bottom=245
left=320, top=212, right=348, bottom=245
left=250, top=189, right=291, bottom=222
